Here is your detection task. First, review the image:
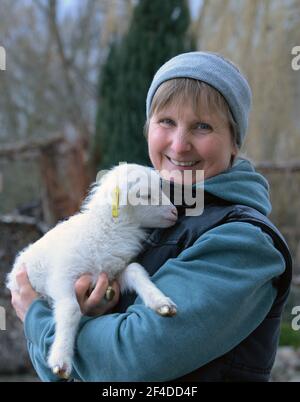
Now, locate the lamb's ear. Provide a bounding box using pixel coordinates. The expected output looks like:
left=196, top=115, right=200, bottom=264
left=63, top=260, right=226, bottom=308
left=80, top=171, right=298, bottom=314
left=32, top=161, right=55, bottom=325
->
left=109, top=166, right=137, bottom=207
left=96, top=168, right=111, bottom=186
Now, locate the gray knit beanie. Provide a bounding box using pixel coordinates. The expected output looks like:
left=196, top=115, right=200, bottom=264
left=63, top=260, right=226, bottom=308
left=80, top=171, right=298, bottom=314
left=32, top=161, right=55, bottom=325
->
left=146, top=51, right=252, bottom=148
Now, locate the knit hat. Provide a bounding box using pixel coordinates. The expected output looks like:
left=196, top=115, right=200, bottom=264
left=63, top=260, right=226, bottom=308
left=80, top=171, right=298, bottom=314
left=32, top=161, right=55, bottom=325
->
left=146, top=51, right=252, bottom=148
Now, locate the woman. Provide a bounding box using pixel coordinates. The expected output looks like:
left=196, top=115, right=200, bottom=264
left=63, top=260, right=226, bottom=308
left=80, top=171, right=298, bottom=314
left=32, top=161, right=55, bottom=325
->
left=11, top=51, right=292, bottom=382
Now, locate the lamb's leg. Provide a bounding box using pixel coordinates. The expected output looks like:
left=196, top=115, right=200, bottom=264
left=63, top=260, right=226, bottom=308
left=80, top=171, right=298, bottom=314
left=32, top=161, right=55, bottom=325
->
left=47, top=297, right=82, bottom=379
left=118, top=262, right=177, bottom=317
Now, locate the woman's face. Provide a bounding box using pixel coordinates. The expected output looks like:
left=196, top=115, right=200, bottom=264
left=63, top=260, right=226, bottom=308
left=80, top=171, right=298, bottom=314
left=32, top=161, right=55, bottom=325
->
left=147, top=100, right=237, bottom=184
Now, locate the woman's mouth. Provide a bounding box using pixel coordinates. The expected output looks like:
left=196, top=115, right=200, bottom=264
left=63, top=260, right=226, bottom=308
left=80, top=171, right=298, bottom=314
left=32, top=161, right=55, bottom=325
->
left=166, top=156, right=200, bottom=167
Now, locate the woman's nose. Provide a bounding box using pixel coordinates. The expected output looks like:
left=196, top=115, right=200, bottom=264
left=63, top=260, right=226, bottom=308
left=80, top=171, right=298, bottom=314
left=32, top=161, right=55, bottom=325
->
left=170, top=130, right=192, bottom=153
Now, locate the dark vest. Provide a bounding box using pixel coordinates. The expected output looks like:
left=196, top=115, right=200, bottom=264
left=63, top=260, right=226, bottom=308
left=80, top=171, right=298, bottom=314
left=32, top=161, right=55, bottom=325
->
left=114, top=191, right=292, bottom=382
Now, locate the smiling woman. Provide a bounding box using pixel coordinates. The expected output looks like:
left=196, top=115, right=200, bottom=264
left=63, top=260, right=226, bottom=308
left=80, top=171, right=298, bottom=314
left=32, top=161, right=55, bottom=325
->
left=146, top=84, right=238, bottom=182
left=11, top=51, right=292, bottom=383
left=144, top=78, right=240, bottom=183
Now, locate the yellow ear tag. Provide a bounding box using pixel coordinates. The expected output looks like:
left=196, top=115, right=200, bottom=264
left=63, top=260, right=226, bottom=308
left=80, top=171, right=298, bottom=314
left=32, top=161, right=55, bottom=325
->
left=112, top=186, right=120, bottom=218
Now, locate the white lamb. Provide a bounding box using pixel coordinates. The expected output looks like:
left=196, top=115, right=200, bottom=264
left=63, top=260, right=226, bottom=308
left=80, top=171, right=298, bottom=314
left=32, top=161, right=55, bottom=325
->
left=6, top=163, right=178, bottom=379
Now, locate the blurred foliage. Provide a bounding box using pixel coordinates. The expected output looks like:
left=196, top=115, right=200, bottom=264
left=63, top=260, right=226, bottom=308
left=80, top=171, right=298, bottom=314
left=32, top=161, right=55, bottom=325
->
left=280, top=285, right=300, bottom=347
left=279, top=322, right=300, bottom=348
left=93, top=0, right=195, bottom=170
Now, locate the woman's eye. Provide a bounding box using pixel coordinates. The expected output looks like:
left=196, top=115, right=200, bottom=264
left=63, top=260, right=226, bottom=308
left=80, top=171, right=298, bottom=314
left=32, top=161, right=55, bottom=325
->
left=196, top=122, right=212, bottom=131
left=159, top=119, right=174, bottom=126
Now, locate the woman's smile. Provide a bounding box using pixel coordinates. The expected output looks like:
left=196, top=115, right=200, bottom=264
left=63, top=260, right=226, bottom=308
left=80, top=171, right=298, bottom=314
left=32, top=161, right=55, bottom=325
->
left=165, top=155, right=201, bottom=167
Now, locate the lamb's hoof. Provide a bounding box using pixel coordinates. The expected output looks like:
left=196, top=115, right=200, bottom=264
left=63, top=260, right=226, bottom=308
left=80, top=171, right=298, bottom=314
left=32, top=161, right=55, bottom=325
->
left=105, top=286, right=115, bottom=301
left=52, top=365, right=70, bottom=380
left=156, top=304, right=177, bottom=317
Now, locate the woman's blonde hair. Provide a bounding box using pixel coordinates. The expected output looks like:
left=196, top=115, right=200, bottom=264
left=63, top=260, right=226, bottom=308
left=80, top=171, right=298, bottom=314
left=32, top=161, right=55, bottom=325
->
left=143, top=78, right=238, bottom=148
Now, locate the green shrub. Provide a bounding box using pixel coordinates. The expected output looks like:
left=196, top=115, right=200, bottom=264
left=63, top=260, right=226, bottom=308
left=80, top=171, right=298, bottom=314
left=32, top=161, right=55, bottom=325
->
left=93, top=0, right=195, bottom=170
left=279, top=321, right=300, bottom=348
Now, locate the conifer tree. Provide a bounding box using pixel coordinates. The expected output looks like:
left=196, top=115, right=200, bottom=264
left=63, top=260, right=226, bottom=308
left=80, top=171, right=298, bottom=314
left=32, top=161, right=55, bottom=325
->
left=93, top=0, right=194, bottom=170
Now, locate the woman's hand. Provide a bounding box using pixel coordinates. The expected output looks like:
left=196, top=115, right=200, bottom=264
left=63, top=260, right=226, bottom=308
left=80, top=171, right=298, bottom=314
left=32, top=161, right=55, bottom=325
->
left=11, top=265, right=39, bottom=323
left=75, top=272, right=120, bottom=316
left=10, top=265, right=119, bottom=320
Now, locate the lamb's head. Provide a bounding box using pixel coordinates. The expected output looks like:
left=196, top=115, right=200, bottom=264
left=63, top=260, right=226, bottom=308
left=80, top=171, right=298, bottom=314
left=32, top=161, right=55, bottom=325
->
left=89, top=163, right=178, bottom=228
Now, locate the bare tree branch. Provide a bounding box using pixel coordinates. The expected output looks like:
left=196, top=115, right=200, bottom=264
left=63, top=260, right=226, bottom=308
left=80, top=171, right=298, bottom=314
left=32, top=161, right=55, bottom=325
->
left=255, top=161, right=300, bottom=173
left=0, top=135, right=64, bottom=158
left=47, top=0, right=90, bottom=146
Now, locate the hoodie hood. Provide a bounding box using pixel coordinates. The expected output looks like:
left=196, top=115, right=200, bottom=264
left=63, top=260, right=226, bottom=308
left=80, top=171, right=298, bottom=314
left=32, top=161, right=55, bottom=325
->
left=201, top=158, right=271, bottom=216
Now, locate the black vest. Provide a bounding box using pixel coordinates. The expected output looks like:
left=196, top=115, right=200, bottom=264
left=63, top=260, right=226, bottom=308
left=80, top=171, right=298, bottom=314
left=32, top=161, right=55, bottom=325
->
left=114, top=191, right=292, bottom=382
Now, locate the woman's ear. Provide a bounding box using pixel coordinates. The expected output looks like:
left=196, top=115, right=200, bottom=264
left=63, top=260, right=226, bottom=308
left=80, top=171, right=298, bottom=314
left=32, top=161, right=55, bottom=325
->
left=230, top=142, right=239, bottom=166
left=232, top=140, right=238, bottom=156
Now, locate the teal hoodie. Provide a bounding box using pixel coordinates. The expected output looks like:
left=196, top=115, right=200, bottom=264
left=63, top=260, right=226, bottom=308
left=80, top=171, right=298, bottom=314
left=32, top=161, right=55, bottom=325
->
left=24, top=158, right=285, bottom=381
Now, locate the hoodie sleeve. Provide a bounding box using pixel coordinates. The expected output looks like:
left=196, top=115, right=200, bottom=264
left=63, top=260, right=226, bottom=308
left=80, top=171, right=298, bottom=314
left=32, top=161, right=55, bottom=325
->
left=24, top=221, right=286, bottom=381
